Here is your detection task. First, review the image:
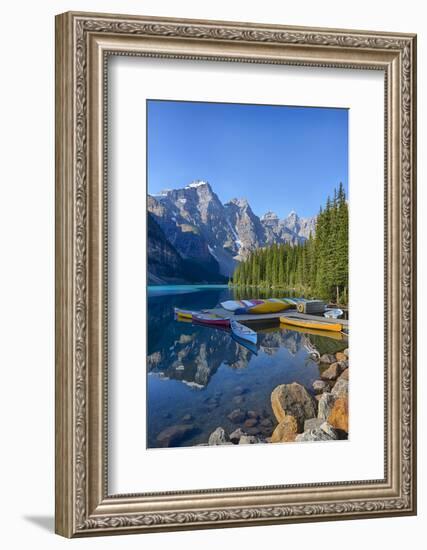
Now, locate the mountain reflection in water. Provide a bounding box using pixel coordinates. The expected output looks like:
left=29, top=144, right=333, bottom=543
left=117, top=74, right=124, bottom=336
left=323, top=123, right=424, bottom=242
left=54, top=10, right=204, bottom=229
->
left=147, top=285, right=347, bottom=448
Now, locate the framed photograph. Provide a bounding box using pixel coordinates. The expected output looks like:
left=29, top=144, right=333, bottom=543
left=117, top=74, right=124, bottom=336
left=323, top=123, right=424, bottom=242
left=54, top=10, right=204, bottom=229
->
left=55, top=11, right=417, bottom=537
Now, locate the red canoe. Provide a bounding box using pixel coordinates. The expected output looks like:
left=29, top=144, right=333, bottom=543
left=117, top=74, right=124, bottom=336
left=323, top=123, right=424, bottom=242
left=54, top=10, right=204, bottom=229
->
left=192, top=313, right=230, bottom=327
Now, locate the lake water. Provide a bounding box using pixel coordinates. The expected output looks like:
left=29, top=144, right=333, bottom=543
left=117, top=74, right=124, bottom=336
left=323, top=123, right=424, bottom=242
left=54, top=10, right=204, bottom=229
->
left=147, top=285, right=347, bottom=448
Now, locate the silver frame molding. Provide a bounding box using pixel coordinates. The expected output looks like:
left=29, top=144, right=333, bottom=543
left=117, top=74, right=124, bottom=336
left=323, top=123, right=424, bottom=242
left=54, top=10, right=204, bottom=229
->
left=55, top=11, right=417, bottom=538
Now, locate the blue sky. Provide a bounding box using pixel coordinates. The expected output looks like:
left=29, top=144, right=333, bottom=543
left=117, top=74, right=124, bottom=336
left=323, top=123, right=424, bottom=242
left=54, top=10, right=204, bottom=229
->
left=147, top=100, right=348, bottom=219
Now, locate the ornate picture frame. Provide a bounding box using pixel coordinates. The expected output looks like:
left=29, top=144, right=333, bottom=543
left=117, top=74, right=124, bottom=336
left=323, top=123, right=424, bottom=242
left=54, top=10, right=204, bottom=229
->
left=55, top=11, right=417, bottom=537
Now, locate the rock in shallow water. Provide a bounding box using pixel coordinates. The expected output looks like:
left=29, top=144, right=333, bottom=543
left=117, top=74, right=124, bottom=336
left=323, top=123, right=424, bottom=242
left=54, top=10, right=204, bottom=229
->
left=271, top=383, right=317, bottom=431
left=244, top=418, right=258, bottom=429
left=156, top=424, right=195, bottom=447
left=227, top=408, right=246, bottom=423
left=208, top=427, right=230, bottom=445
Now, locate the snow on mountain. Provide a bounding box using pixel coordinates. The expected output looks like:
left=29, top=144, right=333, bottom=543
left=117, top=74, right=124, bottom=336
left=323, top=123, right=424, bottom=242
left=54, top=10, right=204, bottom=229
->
left=148, top=181, right=316, bottom=277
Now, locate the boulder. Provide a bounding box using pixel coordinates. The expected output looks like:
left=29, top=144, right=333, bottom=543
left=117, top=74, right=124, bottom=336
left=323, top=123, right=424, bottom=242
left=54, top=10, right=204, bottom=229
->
left=227, top=408, right=246, bottom=423
left=304, top=418, right=324, bottom=431
left=320, top=422, right=339, bottom=439
left=338, top=368, right=349, bottom=381
left=156, top=424, right=195, bottom=447
left=335, top=351, right=347, bottom=362
left=331, top=378, right=349, bottom=399
left=295, top=422, right=338, bottom=442
left=320, top=353, right=336, bottom=364
left=229, top=428, right=246, bottom=444
left=344, top=348, right=349, bottom=358
left=317, top=392, right=336, bottom=421
left=327, top=398, right=349, bottom=433
left=239, top=435, right=261, bottom=444
left=271, top=383, right=317, bottom=431
left=321, top=362, right=345, bottom=381
left=270, top=415, right=298, bottom=443
left=312, top=379, right=328, bottom=393
left=208, top=427, right=230, bottom=445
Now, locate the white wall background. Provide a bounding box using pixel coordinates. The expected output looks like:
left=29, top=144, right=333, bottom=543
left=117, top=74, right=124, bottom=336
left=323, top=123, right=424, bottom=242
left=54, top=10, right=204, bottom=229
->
left=0, top=1, right=424, bottom=548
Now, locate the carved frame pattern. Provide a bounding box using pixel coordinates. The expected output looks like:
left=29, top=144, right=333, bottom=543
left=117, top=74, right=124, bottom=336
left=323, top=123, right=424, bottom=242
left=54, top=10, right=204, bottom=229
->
left=55, top=12, right=416, bottom=537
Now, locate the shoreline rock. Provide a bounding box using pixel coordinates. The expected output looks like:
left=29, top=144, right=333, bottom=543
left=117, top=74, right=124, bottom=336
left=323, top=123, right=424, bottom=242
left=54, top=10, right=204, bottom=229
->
left=271, top=415, right=298, bottom=443
left=271, top=382, right=317, bottom=431
left=208, top=427, right=230, bottom=445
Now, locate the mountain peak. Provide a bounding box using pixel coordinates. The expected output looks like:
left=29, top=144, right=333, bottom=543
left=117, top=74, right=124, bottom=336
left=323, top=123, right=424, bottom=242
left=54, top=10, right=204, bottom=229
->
left=227, top=197, right=249, bottom=209
left=184, top=180, right=211, bottom=190
left=261, top=211, right=279, bottom=221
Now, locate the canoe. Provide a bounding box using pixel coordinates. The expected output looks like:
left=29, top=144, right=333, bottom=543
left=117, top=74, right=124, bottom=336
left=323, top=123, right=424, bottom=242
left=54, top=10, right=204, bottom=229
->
left=231, top=333, right=258, bottom=355
left=280, top=322, right=344, bottom=341
left=230, top=319, right=257, bottom=345
left=279, top=316, right=342, bottom=332
left=324, top=308, right=344, bottom=319
left=174, top=307, right=196, bottom=319
left=192, top=313, right=230, bottom=327
left=220, top=298, right=291, bottom=314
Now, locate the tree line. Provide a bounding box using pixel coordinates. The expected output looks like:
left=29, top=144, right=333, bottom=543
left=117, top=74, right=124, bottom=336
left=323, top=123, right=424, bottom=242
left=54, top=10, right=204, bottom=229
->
left=230, top=183, right=348, bottom=305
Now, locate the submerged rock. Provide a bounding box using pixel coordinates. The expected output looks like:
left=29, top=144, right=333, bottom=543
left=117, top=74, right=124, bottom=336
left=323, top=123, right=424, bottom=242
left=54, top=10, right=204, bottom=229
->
left=182, top=413, right=193, bottom=422
left=244, top=418, right=258, bottom=429
left=156, top=424, right=195, bottom=447
left=271, top=383, right=317, bottom=431
left=259, top=417, right=273, bottom=428
left=234, top=386, right=248, bottom=396
left=208, top=427, right=230, bottom=445
left=270, top=415, right=298, bottom=443
left=227, top=408, right=246, bottom=424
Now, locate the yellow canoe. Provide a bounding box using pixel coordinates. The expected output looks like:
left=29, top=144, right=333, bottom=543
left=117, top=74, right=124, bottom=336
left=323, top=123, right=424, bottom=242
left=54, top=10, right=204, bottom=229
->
left=174, top=307, right=194, bottom=319
left=280, top=322, right=344, bottom=341
left=280, top=316, right=342, bottom=333
left=248, top=300, right=292, bottom=314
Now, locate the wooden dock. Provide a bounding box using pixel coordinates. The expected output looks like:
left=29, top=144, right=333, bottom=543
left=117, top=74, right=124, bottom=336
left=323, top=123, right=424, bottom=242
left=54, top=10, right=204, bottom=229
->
left=206, top=307, right=349, bottom=329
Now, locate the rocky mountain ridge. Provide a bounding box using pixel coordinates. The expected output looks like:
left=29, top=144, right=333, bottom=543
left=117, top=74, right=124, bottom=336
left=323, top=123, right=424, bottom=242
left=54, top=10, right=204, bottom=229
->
left=148, top=180, right=316, bottom=280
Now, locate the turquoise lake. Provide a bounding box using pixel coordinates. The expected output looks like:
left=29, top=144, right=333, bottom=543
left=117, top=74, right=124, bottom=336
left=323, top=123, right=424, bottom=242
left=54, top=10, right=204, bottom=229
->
left=147, top=285, right=347, bottom=448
